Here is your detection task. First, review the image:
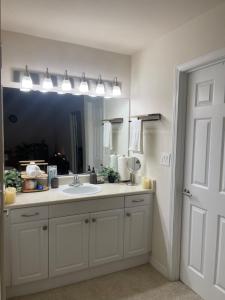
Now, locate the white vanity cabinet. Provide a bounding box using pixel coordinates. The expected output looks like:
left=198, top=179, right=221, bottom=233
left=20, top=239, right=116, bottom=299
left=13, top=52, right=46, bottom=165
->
left=10, top=206, right=49, bottom=286
left=7, top=192, right=154, bottom=294
left=124, top=194, right=153, bottom=258
left=49, top=214, right=89, bottom=277
left=124, top=206, right=151, bottom=257
left=11, top=220, right=48, bottom=285
left=4, top=213, right=11, bottom=287
left=89, top=209, right=124, bottom=267
left=49, top=209, right=124, bottom=276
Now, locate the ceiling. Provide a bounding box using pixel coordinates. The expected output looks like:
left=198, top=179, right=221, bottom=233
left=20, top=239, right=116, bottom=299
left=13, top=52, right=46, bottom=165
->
left=2, top=0, right=225, bottom=54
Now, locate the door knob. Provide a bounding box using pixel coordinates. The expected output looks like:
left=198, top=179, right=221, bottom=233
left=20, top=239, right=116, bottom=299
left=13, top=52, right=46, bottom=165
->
left=126, top=212, right=131, bottom=217
left=85, top=219, right=89, bottom=224
left=92, top=218, right=96, bottom=223
left=42, top=225, right=48, bottom=231
left=183, top=188, right=192, bottom=198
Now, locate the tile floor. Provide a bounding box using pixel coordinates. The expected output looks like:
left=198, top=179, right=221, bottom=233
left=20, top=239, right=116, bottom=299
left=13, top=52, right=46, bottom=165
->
left=11, top=264, right=202, bottom=300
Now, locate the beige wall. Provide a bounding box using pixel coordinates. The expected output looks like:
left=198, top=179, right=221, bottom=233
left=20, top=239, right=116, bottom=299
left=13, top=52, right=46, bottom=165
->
left=3, top=2, right=225, bottom=279
left=1, top=31, right=131, bottom=98
left=131, top=2, right=225, bottom=274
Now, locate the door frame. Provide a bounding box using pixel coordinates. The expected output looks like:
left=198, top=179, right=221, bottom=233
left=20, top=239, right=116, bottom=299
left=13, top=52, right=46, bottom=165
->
left=168, top=48, right=225, bottom=280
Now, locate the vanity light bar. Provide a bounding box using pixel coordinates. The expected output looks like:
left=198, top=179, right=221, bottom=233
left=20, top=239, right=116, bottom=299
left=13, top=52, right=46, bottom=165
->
left=16, top=67, right=122, bottom=98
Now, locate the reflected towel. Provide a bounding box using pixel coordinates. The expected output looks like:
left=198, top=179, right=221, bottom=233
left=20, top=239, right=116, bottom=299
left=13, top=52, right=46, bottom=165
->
left=129, top=119, right=143, bottom=153
left=103, top=121, right=112, bottom=150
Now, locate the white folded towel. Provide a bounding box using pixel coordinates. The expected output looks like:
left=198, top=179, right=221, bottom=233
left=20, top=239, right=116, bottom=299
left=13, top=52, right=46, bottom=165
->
left=129, top=119, right=143, bottom=153
left=103, top=121, right=112, bottom=150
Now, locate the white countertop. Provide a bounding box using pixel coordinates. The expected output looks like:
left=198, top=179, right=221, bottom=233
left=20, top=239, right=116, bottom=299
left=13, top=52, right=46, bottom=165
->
left=6, top=183, right=154, bottom=209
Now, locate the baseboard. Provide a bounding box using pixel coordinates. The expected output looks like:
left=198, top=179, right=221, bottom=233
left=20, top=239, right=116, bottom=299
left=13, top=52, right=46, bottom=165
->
left=7, top=254, right=149, bottom=298
left=150, top=256, right=168, bottom=278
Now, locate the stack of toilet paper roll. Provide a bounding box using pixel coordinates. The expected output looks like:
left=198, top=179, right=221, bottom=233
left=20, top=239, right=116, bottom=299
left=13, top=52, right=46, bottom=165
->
left=110, top=154, right=129, bottom=181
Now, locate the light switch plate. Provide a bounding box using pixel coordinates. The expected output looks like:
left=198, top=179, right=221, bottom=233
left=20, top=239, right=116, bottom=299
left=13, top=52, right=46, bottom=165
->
left=160, top=152, right=171, bottom=167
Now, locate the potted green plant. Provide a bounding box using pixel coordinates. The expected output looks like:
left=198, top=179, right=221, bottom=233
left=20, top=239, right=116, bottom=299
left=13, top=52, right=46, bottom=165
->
left=4, top=169, right=22, bottom=192
left=100, top=167, right=120, bottom=183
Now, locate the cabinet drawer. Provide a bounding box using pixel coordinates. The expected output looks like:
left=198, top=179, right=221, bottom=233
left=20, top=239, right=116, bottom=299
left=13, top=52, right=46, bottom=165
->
left=125, top=194, right=153, bottom=207
left=49, top=197, right=124, bottom=218
left=11, top=206, right=48, bottom=224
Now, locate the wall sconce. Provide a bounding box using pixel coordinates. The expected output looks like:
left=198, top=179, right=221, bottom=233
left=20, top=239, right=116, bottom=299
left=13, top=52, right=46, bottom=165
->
left=79, top=73, right=89, bottom=94
left=112, top=77, right=121, bottom=97
left=42, top=68, right=53, bottom=91
left=96, top=75, right=105, bottom=96
left=20, top=65, right=33, bottom=92
left=17, top=67, right=122, bottom=98
left=61, top=70, right=72, bottom=92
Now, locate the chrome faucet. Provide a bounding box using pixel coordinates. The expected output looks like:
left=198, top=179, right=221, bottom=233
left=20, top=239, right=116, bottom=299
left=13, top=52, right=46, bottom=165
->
left=69, top=174, right=81, bottom=187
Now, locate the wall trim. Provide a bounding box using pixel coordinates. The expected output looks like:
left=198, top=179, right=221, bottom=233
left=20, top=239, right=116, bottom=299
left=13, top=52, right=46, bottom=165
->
left=150, top=256, right=168, bottom=278
left=168, top=48, right=225, bottom=281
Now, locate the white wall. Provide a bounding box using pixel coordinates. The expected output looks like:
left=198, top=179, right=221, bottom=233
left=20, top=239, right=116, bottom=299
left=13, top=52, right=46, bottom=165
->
left=131, top=2, right=225, bottom=275
left=1, top=31, right=131, bottom=98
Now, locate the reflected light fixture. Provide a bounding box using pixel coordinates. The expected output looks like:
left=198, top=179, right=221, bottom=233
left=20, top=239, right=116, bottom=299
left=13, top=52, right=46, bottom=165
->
left=112, top=77, right=121, bottom=97
left=61, top=70, right=72, bottom=92
left=79, top=72, right=89, bottom=94
left=42, top=68, right=53, bottom=91
left=96, top=75, right=105, bottom=96
left=20, top=65, right=33, bottom=92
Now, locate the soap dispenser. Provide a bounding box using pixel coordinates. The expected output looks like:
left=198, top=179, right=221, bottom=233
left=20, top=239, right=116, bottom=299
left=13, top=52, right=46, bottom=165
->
left=90, top=167, right=97, bottom=184
left=87, top=165, right=91, bottom=174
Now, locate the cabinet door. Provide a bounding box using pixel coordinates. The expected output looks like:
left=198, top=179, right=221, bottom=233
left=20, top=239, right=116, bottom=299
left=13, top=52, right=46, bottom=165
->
left=89, top=209, right=124, bottom=267
left=124, top=206, right=151, bottom=258
left=49, top=214, right=89, bottom=277
left=5, top=213, right=11, bottom=287
left=11, top=220, right=48, bottom=285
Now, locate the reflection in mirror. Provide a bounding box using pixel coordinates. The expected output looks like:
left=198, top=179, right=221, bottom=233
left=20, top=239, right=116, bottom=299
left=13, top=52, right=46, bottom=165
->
left=127, top=157, right=141, bottom=186
left=3, top=88, right=129, bottom=175
left=127, top=157, right=141, bottom=173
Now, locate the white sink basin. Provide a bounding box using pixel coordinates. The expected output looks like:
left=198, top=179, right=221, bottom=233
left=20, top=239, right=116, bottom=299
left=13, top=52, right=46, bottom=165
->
left=60, top=183, right=102, bottom=196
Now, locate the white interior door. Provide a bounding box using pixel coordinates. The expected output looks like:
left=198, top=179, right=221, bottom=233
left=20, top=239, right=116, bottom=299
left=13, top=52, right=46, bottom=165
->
left=180, top=61, right=225, bottom=300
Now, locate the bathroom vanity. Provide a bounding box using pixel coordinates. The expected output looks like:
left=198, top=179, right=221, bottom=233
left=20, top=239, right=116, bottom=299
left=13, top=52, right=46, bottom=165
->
left=5, top=184, right=154, bottom=298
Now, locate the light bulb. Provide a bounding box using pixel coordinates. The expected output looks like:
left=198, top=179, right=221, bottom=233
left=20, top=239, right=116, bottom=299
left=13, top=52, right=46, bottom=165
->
left=42, top=68, right=53, bottom=91
left=73, top=91, right=81, bottom=96
left=112, top=77, right=121, bottom=97
left=79, top=73, right=89, bottom=94
left=104, top=95, right=112, bottom=99
left=96, top=75, right=105, bottom=96
left=61, top=70, right=72, bottom=92
left=20, top=65, right=33, bottom=92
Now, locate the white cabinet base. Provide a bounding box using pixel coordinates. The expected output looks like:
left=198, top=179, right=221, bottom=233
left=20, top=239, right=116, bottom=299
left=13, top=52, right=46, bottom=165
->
left=49, top=214, right=89, bottom=277
left=6, top=254, right=150, bottom=299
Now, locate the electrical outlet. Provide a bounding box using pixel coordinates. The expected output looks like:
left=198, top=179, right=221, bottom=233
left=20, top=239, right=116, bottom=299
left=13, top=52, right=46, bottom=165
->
left=160, top=152, right=171, bottom=167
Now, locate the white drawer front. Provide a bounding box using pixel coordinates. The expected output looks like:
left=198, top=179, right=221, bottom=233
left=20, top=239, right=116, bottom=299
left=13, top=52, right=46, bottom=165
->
left=125, top=194, right=153, bottom=207
left=49, top=197, right=124, bottom=218
left=11, top=206, right=48, bottom=224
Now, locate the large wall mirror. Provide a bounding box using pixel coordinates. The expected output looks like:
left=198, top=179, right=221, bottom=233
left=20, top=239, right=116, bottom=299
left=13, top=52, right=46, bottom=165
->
left=3, top=87, right=129, bottom=174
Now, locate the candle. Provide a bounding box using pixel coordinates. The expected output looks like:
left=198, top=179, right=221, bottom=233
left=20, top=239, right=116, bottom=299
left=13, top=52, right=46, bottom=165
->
left=4, top=187, right=16, bottom=204
left=142, top=177, right=150, bottom=189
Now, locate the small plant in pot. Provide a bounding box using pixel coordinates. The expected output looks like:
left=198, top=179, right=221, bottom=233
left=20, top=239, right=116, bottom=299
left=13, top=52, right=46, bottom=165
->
left=4, top=169, right=22, bottom=192
left=100, top=167, right=120, bottom=183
